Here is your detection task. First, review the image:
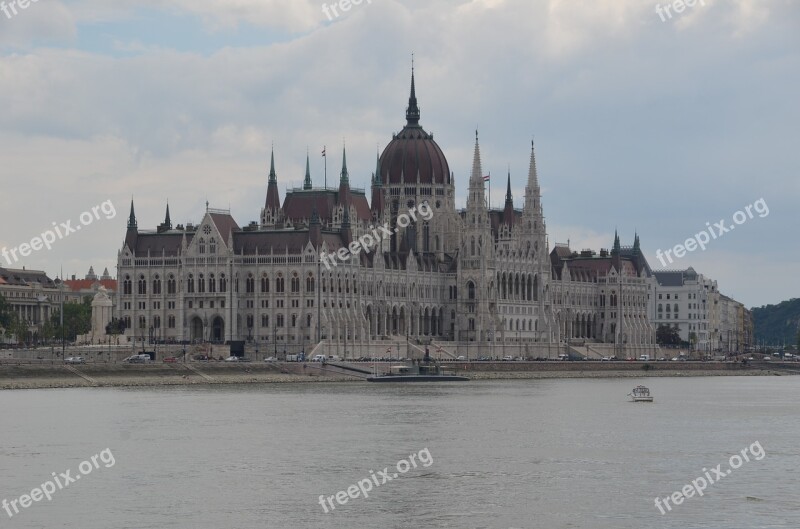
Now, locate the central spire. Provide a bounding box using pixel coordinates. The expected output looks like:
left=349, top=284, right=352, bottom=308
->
left=405, top=55, right=420, bottom=127
left=268, top=146, right=277, bottom=184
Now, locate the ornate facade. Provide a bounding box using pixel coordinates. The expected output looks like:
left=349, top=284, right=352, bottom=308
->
left=115, top=70, right=657, bottom=358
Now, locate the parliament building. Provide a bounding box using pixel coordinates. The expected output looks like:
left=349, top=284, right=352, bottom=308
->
left=116, top=70, right=657, bottom=359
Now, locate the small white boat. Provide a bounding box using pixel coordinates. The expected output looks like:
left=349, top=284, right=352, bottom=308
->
left=628, top=385, right=654, bottom=402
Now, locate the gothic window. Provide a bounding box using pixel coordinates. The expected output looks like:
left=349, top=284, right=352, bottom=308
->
left=152, top=275, right=162, bottom=295
left=306, top=273, right=315, bottom=293
left=138, top=275, right=147, bottom=295
left=198, top=274, right=205, bottom=293
left=291, top=273, right=300, bottom=293
left=167, top=275, right=176, bottom=295
left=123, top=275, right=132, bottom=295
left=246, top=274, right=255, bottom=293
left=153, top=315, right=161, bottom=329
left=187, top=274, right=194, bottom=293
left=209, top=274, right=216, bottom=293
left=261, top=274, right=269, bottom=293
left=276, top=274, right=285, bottom=293
left=198, top=238, right=206, bottom=254
left=220, top=274, right=227, bottom=293
left=209, top=237, right=216, bottom=254
left=467, top=281, right=476, bottom=300
left=168, top=315, right=175, bottom=329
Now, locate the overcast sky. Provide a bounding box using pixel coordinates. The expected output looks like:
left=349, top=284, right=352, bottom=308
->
left=0, top=0, right=797, bottom=308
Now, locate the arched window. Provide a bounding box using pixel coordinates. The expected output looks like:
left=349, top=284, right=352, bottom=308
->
left=291, top=273, right=300, bottom=293
left=209, top=274, right=216, bottom=293
left=306, top=273, right=315, bottom=293
left=187, top=274, right=194, bottom=293
left=123, top=275, right=132, bottom=295
left=467, top=281, right=476, bottom=300
left=209, top=237, right=216, bottom=254
left=138, top=275, right=147, bottom=295
left=198, top=238, right=206, bottom=254
left=219, top=274, right=227, bottom=293
left=152, top=275, right=161, bottom=295
left=246, top=274, right=255, bottom=293
left=276, top=274, right=284, bottom=293
left=168, top=315, right=175, bottom=329
left=153, top=315, right=161, bottom=329
left=167, top=275, right=176, bottom=295
left=198, top=274, right=205, bottom=293
left=261, top=274, right=269, bottom=293
left=470, top=237, right=475, bottom=256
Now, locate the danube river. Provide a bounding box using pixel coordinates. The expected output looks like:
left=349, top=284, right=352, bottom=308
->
left=1, top=376, right=797, bottom=528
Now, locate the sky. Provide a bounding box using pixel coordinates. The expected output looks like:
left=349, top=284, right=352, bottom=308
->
left=0, top=0, right=797, bottom=309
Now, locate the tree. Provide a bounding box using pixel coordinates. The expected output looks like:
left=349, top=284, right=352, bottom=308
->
left=51, top=296, right=92, bottom=342
left=656, top=324, right=680, bottom=346
left=106, top=318, right=126, bottom=337
left=0, top=294, right=13, bottom=330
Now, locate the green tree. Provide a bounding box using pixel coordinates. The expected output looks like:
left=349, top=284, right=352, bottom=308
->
left=0, top=294, right=14, bottom=330
left=656, top=324, right=680, bottom=346
left=51, top=297, right=92, bottom=342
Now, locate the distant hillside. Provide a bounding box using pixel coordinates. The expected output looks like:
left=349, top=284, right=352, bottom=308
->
left=752, top=298, right=800, bottom=346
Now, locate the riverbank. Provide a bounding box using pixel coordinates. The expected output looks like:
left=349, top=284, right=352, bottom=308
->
left=0, top=361, right=795, bottom=390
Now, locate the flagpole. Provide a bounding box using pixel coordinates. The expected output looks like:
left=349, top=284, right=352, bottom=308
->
left=323, top=145, right=327, bottom=189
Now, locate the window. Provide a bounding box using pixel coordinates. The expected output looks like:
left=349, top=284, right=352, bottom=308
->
left=209, top=237, right=216, bottom=254
left=261, top=315, right=269, bottom=328
left=277, top=314, right=284, bottom=328
left=198, top=274, right=205, bottom=293
left=220, top=274, right=227, bottom=293
left=123, top=275, right=132, bottom=295
left=209, top=274, right=216, bottom=293
left=261, top=274, right=269, bottom=293
left=187, top=274, right=195, bottom=293
left=138, top=275, right=147, bottom=295
left=153, top=315, right=161, bottom=329
left=168, top=315, right=175, bottom=329
left=306, top=274, right=315, bottom=293
left=198, top=237, right=206, bottom=254
left=167, top=275, right=176, bottom=295
left=152, top=275, right=162, bottom=295
left=276, top=274, right=285, bottom=293
left=246, top=274, right=255, bottom=293
left=291, top=273, right=300, bottom=293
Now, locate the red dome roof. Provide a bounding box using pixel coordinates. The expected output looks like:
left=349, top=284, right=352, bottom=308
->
left=377, top=70, right=451, bottom=186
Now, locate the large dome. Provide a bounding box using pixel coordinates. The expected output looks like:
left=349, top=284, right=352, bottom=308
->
left=378, top=71, right=451, bottom=186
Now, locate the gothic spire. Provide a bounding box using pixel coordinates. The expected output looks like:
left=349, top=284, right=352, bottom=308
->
left=340, top=144, right=349, bottom=186
left=303, top=151, right=312, bottom=190
left=127, top=199, right=137, bottom=229
left=467, top=130, right=487, bottom=210
left=269, top=146, right=277, bottom=184
left=527, top=139, right=540, bottom=191
left=164, top=203, right=171, bottom=230
left=505, top=169, right=513, bottom=206
left=406, top=56, right=420, bottom=127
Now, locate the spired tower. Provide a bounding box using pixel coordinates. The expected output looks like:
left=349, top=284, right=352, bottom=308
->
left=521, top=141, right=556, bottom=342
left=372, top=66, right=458, bottom=258
left=457, top=133, right=495, bottom=342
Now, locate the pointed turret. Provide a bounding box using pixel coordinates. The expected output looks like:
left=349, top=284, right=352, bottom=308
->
left=338, top=144, right=351, bottom=210
left=466, top=131, right=487, bottom=211
left=303, top=152, right=312, bottom=190
left=262, top=147, right=281, bottom=226
left=164, top=203, right=171, bottom=229
left=612, top=230, right=621, bottom=255
left=371, top=149, right=384, bottom=215
left=503, top=169, right=515, bottom=226
left=406, top=59, right=420, bottom=127
left=127, top=199, right=137, bottom=230
left=125, top=199, right=138, bottom=251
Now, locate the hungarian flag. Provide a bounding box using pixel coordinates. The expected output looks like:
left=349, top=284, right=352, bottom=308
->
left=321, top=147, right=326, bottom=157
left=483, top=174, right=490, bottom=181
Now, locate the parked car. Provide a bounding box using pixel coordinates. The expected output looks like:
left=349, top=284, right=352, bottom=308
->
left=264, top=356, right=277, bottom=362
left=224, top=356, right=240, bottom=362
left=456, top=355, right=466, bottom=360
left=502, top=355, right=513, bottom=361
left=163, top=357, right=179, bottom=363
left=601, top=356, right=611, bottom=361
left=123, top=354, right=151, bottom=364
left=65, top=356, right=85, bottom=364
left=312, top=354, right=327, bottom=362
